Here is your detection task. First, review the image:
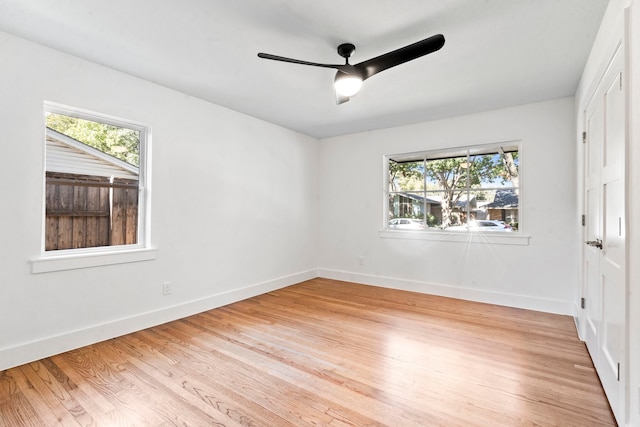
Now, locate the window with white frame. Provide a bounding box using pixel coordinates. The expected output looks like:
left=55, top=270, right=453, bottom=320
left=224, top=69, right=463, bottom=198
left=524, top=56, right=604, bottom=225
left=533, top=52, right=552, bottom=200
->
left=386, top=142, right=519, bottom=232
left=43, top=104, right=149, bottom=252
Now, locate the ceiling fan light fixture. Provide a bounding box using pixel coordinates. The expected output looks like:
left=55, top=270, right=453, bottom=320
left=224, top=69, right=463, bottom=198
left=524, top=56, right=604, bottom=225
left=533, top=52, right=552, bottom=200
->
left=259, top=34, right=445, bottom=102
left=334, top=72, right=363, bottom=97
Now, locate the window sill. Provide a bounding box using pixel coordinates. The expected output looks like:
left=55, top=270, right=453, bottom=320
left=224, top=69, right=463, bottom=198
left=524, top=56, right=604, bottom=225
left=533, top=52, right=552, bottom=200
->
left=379, top=229, right=530, bottom=246
left=31, top=247, right=158, bottom=273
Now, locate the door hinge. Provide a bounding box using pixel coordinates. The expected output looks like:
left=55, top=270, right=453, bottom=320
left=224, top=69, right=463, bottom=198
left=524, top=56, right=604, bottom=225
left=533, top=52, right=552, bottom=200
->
left=619, top=217, right=622, bottom=236
left=581, top=214, right=585, bottom=226
left=582, top=131, right=587, bottom=143
left=619, top=72, right=623, bottom=90
left=581, top=297, right=586, bottom=309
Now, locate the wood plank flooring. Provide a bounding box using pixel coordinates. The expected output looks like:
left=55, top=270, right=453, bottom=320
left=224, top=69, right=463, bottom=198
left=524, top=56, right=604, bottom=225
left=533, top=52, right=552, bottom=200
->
left=0, top=278, right=616, bottom=426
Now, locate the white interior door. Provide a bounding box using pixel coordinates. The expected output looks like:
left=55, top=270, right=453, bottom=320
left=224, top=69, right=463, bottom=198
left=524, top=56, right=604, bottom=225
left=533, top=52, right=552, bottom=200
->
left=583, top=45, right=626, bottom=424
left=583, top=87, right=602, bottom=357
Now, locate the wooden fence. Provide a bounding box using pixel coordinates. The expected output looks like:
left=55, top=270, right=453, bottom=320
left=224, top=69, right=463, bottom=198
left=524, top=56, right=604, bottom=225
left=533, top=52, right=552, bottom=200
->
left=45, top=172, right=139, bottom=251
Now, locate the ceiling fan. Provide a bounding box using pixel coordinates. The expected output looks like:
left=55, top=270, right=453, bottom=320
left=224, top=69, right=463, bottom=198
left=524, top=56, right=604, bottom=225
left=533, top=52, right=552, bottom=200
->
left=258, top=34, right=445, bottom=104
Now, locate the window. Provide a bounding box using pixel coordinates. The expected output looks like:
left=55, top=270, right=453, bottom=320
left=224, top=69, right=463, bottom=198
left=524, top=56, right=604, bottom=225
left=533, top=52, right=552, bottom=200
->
left=42, top=103, right=149, bottom=253
left=386, top=142, right=520, bottom=232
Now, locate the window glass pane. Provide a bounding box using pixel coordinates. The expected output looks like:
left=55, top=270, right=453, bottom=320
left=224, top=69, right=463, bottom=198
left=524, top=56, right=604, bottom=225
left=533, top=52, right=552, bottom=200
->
left=44, top=111, right=142, bottom=251
left=423, top=192, right=444, bottom=228
left=469, top=150, right=519, bottom=189
left=388, top=192, right=425, bottom=225
left=46, top=113, right=139, bottom=166
left=389, top=160, right=425, bottom=191
left=425, top=156, right=468, bottom=191
left=482, top=189, right=519, bottom=230
left=424, top=188, right=473, bottom=229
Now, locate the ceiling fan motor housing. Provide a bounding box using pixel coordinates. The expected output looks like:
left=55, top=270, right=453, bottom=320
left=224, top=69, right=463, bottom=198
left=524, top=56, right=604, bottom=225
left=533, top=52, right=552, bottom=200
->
left=337, top=43, right=356, bottom=60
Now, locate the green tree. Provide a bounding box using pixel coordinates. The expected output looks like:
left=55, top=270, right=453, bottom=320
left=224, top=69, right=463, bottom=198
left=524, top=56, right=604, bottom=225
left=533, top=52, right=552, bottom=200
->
left=388, top=160, right=423, bottom=192
left=500, top=152, right=519, bottom=192
left=46, top=113, right=140, bottom=166
left=426, top=157, right=484, bottom=227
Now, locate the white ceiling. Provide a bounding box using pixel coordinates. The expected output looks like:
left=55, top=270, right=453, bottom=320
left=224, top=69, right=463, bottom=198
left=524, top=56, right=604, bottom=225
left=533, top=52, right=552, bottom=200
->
left=0, top=0, right=608, bottom=139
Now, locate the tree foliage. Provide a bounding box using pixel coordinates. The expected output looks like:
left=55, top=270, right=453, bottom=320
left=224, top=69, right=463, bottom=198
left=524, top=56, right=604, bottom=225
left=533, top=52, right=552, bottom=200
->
left=46, top=113, right=140, bottom=166
left=388, top=161, right=424, bottom=192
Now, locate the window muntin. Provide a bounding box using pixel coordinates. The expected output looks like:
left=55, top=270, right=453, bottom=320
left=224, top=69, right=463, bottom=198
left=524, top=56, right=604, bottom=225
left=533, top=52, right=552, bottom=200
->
left=387, top=143, right=519, bottom=232
left=43, top=104, right=148, bottom=252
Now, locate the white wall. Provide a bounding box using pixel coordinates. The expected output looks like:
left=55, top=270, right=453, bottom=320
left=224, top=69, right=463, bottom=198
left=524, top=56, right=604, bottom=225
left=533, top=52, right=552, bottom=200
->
left=0, top=32, right=318, bottom=371
left=317, top=97, right=578, bottom=315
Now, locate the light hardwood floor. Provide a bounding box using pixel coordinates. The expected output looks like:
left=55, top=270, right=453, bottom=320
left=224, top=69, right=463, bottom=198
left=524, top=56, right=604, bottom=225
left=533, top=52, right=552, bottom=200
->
left=0, top=278, right=615, bottom=426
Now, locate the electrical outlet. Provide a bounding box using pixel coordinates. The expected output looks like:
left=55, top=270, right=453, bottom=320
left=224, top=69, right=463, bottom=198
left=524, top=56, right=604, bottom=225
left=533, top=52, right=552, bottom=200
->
left=358, top=256, right=365, bottom=266
left=163, top=281, right=172, bottom=296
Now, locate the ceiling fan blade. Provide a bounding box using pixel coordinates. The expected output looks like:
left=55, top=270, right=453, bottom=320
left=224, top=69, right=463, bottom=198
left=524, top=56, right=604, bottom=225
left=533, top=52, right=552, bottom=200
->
left=258, top=53, right=349, bottom=72
left=335, top=92, right=350, bottom=105
left=354, top=34, right=445, bottom=80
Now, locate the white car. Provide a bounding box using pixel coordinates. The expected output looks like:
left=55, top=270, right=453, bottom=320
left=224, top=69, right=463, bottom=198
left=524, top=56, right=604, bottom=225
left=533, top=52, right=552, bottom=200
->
left=388, top=218, right=426, bottom=230
left=447, top=220, right=513, bottom=232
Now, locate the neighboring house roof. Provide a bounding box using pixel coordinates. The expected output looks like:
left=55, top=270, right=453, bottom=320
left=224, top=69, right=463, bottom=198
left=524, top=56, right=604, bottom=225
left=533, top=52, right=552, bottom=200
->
left=45, top=127, right=138, bottom=179
left=395, top=192, right=441, bottom=205
left=397, top=190, right=521, bottom=210
left=452, top=193, right=477, bottom=210
left=486, top=189, right=519, bottom=208
left=396, top=192, right=480, bottom=209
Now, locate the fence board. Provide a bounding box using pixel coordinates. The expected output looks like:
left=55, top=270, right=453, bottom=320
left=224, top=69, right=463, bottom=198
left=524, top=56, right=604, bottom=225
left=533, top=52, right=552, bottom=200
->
left=111, top=186, right=124, bottom=246
left=72, top=217, right=86, bottom=248
left=98, top=187, right=110, bottom=247
left=57, top=216, right=73, bottom=249
left=45, top=172, right=138, bottom=251
left=124, top=182, right=138, bottom=245
left=45, top=216, right=58, bottom=250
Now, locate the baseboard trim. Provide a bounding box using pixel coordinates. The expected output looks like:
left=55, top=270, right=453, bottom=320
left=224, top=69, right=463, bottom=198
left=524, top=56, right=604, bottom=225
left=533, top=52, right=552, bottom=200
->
left=0, top=269, right=318, bottom=371
left=317, top=269, right=574, bottom=316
